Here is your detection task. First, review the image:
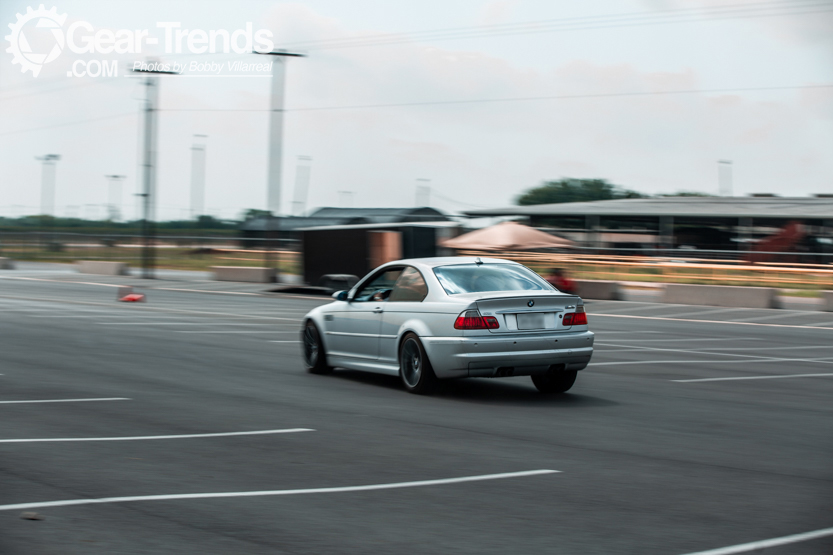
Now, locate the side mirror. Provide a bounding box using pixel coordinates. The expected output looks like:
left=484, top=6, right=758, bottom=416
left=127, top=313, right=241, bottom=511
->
left=333, top=290, right=349, bottom=301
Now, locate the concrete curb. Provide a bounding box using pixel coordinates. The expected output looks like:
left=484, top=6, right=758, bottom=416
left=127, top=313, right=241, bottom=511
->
left=212, top=266, right=277, bottom=283
left=663, top=283, right=778, bottom=309
left=76, top=261, right=129, bottom=276
left=574, top=280, right=620, bottom=300
left=822, top=291, right=833, bottom=312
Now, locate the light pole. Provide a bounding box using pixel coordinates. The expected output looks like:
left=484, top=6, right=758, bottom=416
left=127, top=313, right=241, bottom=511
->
left=291, top=155, right=311, bottom=216
left=36, top=154, right=61, bottom=216
left=255, top=49, right=305, bottom=216
left=338, top=191, right=354, bottom=207
left=415, top=178, right=431, bottom=207
left=132, top=65, right=178, bottom=279
left=718, top=160, right=733, bottom=197
left=35, top=154, right=60, bottom=254
left=190, top=134, right=207, bottom=219
left=255, top=50, right=305, bottom=284
left=105, top=174, right=126, bottom=221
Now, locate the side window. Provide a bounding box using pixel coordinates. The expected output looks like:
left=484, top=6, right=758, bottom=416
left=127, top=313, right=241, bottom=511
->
left=389, top=267, right=428, bottom=302
left=353, top=269, right=403, bottom=302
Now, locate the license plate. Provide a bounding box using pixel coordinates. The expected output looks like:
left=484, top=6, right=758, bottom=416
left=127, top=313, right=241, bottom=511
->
left=517, top=313, right=546, bottom=330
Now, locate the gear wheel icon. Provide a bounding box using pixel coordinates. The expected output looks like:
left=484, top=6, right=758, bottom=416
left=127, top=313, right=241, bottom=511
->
left=5, top=5, right=68, bottom=77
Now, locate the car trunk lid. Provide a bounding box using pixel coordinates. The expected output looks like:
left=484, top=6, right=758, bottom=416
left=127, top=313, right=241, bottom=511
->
left=474, top=294, right=581, bottom=333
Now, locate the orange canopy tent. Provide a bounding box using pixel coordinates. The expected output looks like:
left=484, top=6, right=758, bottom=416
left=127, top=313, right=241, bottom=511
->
left=441, top=221, right=573, bottom=251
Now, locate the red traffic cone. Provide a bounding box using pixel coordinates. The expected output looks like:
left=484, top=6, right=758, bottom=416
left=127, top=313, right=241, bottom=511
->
left=117, top=286, right=146, bottom=302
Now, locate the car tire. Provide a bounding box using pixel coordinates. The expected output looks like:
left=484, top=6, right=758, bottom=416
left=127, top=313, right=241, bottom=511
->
left=399, top=333, right=437, bottom=394
left=302, top=321, right=332, bottom=375
left=531, top=370, right=577, bottom=394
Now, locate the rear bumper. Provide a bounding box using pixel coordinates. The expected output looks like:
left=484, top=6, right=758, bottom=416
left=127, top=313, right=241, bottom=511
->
left=421, top=330, right=594, bottom=379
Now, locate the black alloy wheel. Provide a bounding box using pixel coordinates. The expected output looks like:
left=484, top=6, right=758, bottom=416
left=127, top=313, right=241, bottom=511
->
left=303, top=321, right=332, bottom=374
left=399, top=333, right=436, bottom=394
left=531, top=370, right=577, bottom=394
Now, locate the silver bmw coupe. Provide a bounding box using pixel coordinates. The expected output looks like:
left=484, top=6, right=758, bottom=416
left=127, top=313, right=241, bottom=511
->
left=301, top=257, right=594, bottom=394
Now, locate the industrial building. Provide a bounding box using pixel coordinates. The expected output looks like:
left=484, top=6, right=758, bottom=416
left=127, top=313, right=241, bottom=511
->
left=465, top=196, right=833, bottom=260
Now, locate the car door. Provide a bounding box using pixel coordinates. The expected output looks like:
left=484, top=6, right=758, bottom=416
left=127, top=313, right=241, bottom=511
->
left=326, top=267, right=403, bottom=362
left=379, top=266, right=429, bottom=366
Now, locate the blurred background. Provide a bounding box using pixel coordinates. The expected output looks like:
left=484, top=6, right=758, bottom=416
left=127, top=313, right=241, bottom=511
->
left=1, top=0, right=832, bottom=290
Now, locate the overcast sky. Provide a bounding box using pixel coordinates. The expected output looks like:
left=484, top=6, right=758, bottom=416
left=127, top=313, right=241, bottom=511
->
left=1, top=0, right=831, bottom=220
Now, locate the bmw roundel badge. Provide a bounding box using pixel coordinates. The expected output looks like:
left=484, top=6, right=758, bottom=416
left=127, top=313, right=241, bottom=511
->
left=527, top=300, right=534, bottom=307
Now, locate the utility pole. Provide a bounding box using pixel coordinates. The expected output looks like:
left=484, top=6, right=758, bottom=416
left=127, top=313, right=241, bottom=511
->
left=190, top=134, right=207, bottom=219
left=132, top=65, right=178, bottom=279
left=718, top=160, right=733, bottom=197
left=35, top=154, right=60, bottom=254
left=291, top=155, right=312, bottom=216
left=105, top=174, right=126, bottom=221
left=36, top=154, right=61, bottom=216
left=415, top=178, right=431, bottom=207
left=338, top=191, right=354, bottom=207
left=255, top=50, right=305, bottom=216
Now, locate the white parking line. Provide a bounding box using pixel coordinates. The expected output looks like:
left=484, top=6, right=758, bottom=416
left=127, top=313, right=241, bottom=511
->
left=679, top=525, right=833, bottom=555
left=690, top=345, right=833, bottom=353
left=154, top=287, right=261, bottom=296
left=593, top=304, right=676, bottom=315
left=594, top=359, right=771, bottom=367
left=269, top=340, right=301, bottom=343
left=597, top=343, right=833, bottom=365
left=175, top=330, right=292, bottom=334
left=0, top=469, right=559, bottom=512
left=596, top=337, right=761, bottom=344
left=0, top=294, right=301, bottom=322
left=100, top=322, right=279, bottom=326
left=659, top=307, right=748, bottom=319
left=0, top=428, right=314, bottom=443
left=672, top=373, right=833, bottom=383
left=0, top=276, right=122, bottom=288
left=0, top=397, right=130, bottom=405
left=593, top=313, right=833, bottom=330
left=591, top=358, right=833, bottom=367
left=727, top=312, right=810, bottom=323
left=598, top=344, right=833, bottom=354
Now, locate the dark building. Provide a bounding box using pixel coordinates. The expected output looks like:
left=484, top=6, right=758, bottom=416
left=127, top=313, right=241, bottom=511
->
left=300, top=221, right=460, bottom=286
left=240, top=206, right=451, bottom=248
left=239, top=207, right=458, bottom=283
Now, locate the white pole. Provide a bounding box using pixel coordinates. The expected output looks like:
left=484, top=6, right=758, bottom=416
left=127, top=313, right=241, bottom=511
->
left=718, top=160, right=733, bottom=197
left=266, top=59, right=287, bottom=215
left=36, top=155, right=60, bottom=216
left=190, top=135, right=207, bottom=218
left=291, top=156, right=311, bottom=216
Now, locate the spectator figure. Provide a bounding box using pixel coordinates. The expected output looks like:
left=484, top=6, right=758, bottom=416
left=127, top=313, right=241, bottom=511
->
left=545, top=267, right=576, bottom=295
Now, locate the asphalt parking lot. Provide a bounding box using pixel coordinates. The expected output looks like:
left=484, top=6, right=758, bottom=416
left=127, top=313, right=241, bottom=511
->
left=1, top=270, right=832, bottom=554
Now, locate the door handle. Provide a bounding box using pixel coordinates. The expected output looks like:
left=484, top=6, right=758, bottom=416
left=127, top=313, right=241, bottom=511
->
left=373, top=307, right=384, bottom=314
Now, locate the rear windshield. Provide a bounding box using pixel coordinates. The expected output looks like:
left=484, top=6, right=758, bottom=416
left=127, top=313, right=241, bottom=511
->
left=433, top=264, right=553, bottom=295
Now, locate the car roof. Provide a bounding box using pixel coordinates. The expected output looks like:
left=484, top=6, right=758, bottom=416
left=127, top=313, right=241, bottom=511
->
left=383, top=257, right=519, bottom=270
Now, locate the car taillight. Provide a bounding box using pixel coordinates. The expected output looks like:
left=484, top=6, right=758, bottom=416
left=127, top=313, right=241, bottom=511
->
left=563, top=307, right=588, bottom=326
left=454, top=310, right=500, bottom=330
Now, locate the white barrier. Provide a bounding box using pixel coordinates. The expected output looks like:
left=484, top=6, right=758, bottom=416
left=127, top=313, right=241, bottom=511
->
left=823, top=291, right=833, bottom=312
left=0, top=257, right=14, bottom=270
left=212, top=266, right=276, bottom=283
left=664, top=283, right=777, bottom=309
left=574, top=280, right=620, bottom=300
left=76, top=261, right=129, bottom=276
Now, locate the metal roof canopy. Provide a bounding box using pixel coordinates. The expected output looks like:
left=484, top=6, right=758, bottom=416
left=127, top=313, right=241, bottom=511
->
left=297, top=221, right=459, bottom=232
left=241, top=206, right=452, bottom=233
left=308, top=206, right=448, bottom=220
left=464, top=197, right=833, bottom=220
